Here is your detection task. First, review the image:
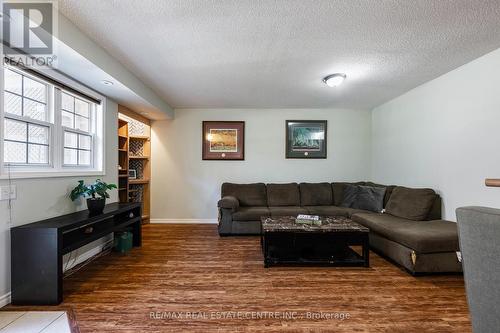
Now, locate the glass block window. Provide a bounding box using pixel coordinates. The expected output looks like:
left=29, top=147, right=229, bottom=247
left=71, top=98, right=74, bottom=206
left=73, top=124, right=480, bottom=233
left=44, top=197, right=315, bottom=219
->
left=63, top=131, right=92, bottom=166
left=4, top=118, right=49, bottom=164
left=4, top=68, right=47, bottom=121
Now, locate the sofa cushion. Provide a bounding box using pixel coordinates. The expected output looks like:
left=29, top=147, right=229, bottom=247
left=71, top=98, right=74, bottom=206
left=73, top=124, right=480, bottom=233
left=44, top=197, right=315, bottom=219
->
left=232, top=207, right=270, bottom=221
left=352, top=213, right=459, bottom=253
left=364, top=182, right=396, bottom=207
left=385, top=186, right=437, bottom=221
left=299, top=183, right=333, bottom=206
left=427, top=195, right=442, bottom=220
left=269, top=206, right=309, bottom=217
left=221, top=183, right=267, bottom=207
left=332, top=182, right=366, bottom=206
left=305, top=206, right=371, bottom=218
left=267, top=183, right=300, bottom=206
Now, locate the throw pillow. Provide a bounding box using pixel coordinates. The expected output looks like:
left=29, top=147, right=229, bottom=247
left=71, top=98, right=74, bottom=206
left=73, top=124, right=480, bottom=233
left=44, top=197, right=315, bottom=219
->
left=340, top=185, right=386, bottom=213
left=332, top=182, right=365, bottom=206
left=340, top=184, right=359, bottom=208
left=352, top=185, right=386, bottom=212
left=385, top=186, right=437, bottom=221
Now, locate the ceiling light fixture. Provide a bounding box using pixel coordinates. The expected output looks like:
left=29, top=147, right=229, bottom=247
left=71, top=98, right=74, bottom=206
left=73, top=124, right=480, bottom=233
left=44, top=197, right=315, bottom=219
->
left=101, top=80, right=114, bottom=86
left=323, top=73, right=346, bottom=87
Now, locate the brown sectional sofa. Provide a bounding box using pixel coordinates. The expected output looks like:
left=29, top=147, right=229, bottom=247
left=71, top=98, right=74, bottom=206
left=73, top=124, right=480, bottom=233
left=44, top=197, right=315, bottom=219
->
left=217, top=181, right=462, bottom=274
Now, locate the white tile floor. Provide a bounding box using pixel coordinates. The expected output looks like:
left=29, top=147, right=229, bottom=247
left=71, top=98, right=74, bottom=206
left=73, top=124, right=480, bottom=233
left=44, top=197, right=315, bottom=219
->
left=0, top=312, right=71, bottom=333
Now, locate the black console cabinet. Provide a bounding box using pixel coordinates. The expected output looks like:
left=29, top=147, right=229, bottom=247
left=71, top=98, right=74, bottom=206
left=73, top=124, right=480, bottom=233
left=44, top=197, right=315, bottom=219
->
left=11, top=202, right=142, bottom=305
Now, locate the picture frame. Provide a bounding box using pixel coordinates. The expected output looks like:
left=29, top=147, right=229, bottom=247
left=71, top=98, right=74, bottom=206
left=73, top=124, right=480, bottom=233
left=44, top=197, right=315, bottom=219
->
left=286, top=120, right=327, bottom=159
left=129, top=169, right=137, bottom=179
left=202, top=121, right=245, bottom=160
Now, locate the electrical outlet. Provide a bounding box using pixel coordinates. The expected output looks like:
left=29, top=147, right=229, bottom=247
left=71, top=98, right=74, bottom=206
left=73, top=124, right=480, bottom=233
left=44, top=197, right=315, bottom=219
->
left=0, top=185, right=17, bottom=201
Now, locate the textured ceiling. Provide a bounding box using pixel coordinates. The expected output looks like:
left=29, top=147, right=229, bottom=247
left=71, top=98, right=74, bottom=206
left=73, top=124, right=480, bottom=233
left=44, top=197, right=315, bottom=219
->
left=59, top=0, right=500, bottom=110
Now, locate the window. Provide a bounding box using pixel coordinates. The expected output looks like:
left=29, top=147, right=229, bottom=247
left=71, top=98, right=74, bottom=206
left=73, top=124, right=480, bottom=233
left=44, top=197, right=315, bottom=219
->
left=1, top=65, right=105, bottom=178
left=3, top=68, right=51, bottom=165
left=4, top=119, right=49, bottom=164
left=64, top=131, right=92, bottom=166
left=60, top=91, right=94, bottom=166
left=61, top=92, right=90, bottom=132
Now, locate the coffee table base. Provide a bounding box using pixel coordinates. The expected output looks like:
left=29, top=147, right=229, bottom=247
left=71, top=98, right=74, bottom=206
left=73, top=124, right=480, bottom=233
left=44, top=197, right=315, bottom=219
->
left=261, top=231, right=369, bottom=268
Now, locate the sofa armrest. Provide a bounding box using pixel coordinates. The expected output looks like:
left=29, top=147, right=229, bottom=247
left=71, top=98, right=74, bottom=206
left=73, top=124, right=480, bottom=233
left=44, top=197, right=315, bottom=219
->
left=218, top=196, right=240, bottom=211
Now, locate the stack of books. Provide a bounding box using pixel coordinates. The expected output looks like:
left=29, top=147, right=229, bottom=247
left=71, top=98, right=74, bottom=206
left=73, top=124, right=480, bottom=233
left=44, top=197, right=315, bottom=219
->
left=296, top=214, right=321, bottom=225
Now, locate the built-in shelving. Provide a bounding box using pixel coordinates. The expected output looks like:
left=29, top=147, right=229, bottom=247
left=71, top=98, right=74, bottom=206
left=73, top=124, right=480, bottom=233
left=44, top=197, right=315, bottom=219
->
left=117, top=119, right=129, bottom=204
left=118, top=105, right=151, bottom=224
left=129, top=155, right=150, bottom=160
left=129, top=179, right=150, bottom=185
left=129, top=135, right=150, bottom=140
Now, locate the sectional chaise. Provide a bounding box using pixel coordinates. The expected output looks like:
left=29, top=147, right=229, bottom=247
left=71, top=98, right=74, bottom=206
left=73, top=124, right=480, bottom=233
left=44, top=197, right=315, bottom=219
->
left=217, top=182, right=462, bottom=274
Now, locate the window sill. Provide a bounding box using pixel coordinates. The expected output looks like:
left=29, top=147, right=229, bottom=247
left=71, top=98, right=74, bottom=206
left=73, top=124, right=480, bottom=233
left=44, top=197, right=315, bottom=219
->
left=0, top=170, right=106, bottom=180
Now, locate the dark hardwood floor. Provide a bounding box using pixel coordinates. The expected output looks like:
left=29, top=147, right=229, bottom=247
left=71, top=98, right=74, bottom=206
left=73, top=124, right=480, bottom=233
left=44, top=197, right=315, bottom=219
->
left=6, top=224, right=471, bottom=332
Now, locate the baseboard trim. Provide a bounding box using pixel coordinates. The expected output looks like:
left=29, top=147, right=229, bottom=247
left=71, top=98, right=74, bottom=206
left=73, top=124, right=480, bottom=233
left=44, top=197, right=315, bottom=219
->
left=0, top=292, right=11, bottom=308
left=150, top=219, right=217, bottom=224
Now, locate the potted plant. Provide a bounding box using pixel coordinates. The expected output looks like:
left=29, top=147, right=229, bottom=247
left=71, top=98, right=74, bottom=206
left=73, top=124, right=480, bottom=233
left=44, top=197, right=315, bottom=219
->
left=70, top=179, right=117, bottom=215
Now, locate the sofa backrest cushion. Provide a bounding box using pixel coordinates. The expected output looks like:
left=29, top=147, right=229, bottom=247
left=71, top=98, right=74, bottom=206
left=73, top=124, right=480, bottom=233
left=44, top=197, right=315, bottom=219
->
left=267, top=183, right=300, bottom=206
left=426, top=195, right=442, bottom=220
left=385, top=186, right=437, bottom=221
left=340, top=184, right=386, bottom=212
left=332, top=182, right=366, bottom=206
left=221, top=183, right=267, bottom=207
left=300, top=183, right=333, bottom=206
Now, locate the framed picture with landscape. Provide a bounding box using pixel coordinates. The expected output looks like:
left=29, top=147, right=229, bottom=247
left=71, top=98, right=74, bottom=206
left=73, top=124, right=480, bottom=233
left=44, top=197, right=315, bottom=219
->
left=202, top=121, right=245, bottom=160
left=286, top=120, right=327, bottom=158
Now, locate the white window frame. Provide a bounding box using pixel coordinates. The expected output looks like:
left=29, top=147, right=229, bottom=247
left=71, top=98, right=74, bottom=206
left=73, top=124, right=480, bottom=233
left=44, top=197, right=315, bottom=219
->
left=3, top=115, right=53, bottom=167
left=58, top=89, right=96, bottom=168
left=2, top=67, right=53, bottom=168
left=0, top=64, right=106, bottom=179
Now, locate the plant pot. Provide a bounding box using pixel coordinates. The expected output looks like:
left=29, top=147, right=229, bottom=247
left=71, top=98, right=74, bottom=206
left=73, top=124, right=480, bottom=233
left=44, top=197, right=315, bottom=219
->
left=87, top=197, right=106, bottom=216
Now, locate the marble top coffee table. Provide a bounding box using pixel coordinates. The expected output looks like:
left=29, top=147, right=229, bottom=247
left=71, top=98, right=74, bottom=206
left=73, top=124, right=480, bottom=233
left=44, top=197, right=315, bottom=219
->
left=261, top=216, right=369, bottom=267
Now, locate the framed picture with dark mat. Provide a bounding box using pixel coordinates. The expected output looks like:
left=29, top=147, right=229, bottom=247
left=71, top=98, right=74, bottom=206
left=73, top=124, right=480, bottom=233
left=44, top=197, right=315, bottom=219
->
left=286, top=120, right=327, bottom=158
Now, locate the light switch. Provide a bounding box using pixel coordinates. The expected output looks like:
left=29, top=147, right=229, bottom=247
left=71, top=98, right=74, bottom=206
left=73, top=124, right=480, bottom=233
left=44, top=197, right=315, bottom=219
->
left=0, top=185, right=17, bottom=201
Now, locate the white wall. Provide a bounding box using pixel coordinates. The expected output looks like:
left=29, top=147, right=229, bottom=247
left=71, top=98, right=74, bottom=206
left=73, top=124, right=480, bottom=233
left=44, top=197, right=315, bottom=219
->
left=0, top=100, right=118, bottom=306
left=151, top=108, right=371, bottom=221
left=372, top=48, right=500, bottom=220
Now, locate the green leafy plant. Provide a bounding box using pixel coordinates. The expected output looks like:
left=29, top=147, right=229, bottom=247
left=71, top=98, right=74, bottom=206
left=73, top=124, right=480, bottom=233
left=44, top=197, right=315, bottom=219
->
left=70, top=179, right=117, bottom=201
